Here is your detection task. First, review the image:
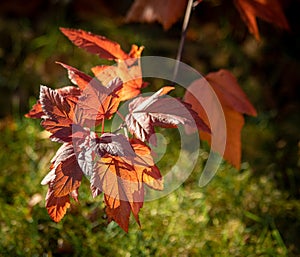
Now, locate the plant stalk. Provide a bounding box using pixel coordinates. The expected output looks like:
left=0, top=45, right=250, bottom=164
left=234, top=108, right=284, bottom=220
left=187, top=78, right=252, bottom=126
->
left=172, top=0, right=195, bottom=81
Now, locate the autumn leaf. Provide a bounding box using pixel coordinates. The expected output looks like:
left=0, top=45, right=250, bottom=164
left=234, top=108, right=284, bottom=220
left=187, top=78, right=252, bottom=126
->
left=77, top=76, right=123, bottom=125
left=45, top=188, right=71, bottom=222
left=91, top=61, right=147, bottom=101
left=125, top=0, right=188, bottom=30
left=25, top=86, right=81, bottom=119
left=60, top=27, right=130, bottom=61
left=91, top=156, right=143, bottom=232
left=93, top=133, right=136, bottom=158
left=125, top=86, right=210, bottom=144
left=56, top=62, right=93, bottom=90
left=125, top=0, right=289, bottom=40
left=184, top=69, right=257, bottom=169
left=39, top=85, right=81, bottom=142
left=91, top=140, right=162, bottom=232
left=130, top=139, right=163, bottom=191
left=41, top=142, right=84, bottom=198
left=234, top=0, right=289, bottom=40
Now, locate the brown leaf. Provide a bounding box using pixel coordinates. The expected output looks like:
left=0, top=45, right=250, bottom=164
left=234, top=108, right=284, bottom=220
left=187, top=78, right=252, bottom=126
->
left=234, top=0, right=289, bottom=40
left=104, top=195, right=132, bottom=232
left=125, top=0, right=188, bottom=30
left=52, top=155, right=83, bottom=197
left=60, top=28, right=130, bottom=60
left=184, top=69, right=257, bottom=169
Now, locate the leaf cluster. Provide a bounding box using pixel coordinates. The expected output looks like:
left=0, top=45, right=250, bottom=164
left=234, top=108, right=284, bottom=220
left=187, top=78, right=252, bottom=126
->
left=26, top=28, right=208, bottom=231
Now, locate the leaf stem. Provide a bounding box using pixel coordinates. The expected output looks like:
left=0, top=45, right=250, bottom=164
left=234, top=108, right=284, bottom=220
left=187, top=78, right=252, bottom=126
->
left=101, top=119, right=105, bottom=134
left=172, top=0, right=197, bottom=81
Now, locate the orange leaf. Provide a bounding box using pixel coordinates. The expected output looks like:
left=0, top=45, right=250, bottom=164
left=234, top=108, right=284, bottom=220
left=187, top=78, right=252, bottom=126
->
left=56, top=62, right=92, bottom=90
left=125, top=0, right=188, bottom=30
left=234, top=0, right=289, bottom=40
left=52, top=155, right=83, bottom=197
left=45, top=188, right=71, bottom=222
left=92, top=157, right=143, bottom=231
left=24, top=100, right=43, bottom=119
left=91, top=139, right=162, bottom=231
left=77, top=77, right=123, bottom=124
left=60, top=28, right=129, bottom=60
left=40, top=85, right=77, bottom=142
left=128, top=44, right=145, bottom=59
left=104, top=194, right=139, bottom=233
left=130, top=139, right=163, bottom=190
left=91, top=62, right=146, bottom=101
left=184, top=69, right=256, bottom=169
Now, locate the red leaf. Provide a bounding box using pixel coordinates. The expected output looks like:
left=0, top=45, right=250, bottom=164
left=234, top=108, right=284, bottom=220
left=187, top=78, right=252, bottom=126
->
left=205, top=70, right=257, bottom=116
left=45, top=188, right=71, bottom=222
left=234, top=0, right=289, bottom=40
left=60, top=28, right=130, bottom=60
left=125, top=0, right=188, bottom=30
left=184, top=69, right=257, bottom=169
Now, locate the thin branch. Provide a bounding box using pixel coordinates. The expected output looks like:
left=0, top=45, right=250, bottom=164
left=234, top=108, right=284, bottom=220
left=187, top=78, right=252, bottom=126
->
left=172, top=0, right=195, bottom=81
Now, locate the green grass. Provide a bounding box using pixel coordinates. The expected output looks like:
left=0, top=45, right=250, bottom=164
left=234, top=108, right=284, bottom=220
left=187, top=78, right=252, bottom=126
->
left=1, top=117, right=299, bottom=256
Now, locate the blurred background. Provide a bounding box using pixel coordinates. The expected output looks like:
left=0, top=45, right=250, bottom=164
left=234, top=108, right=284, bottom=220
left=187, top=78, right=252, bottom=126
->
left=0, top=0, right=299, bottom=256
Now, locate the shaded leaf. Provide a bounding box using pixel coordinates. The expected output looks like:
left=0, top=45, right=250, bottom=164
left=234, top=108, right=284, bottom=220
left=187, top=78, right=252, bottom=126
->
left=184, top=69, right=257, bottom=169
left=51, top=155, right=83, bottom=197
left=234, top=0, right=289, bottom=40
left=91, top=156, right=143, bottom=231
left=91, top=139, right=162, bottom=231
left=94, top=133, right=136, bottom=158
left=125, top=0, right=188, bottom=30
left=130, top=139, right=163, bottom=190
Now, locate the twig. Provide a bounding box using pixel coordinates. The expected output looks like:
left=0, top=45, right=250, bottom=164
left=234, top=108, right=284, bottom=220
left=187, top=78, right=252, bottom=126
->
left=172, top=0, right=195, bottom=81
